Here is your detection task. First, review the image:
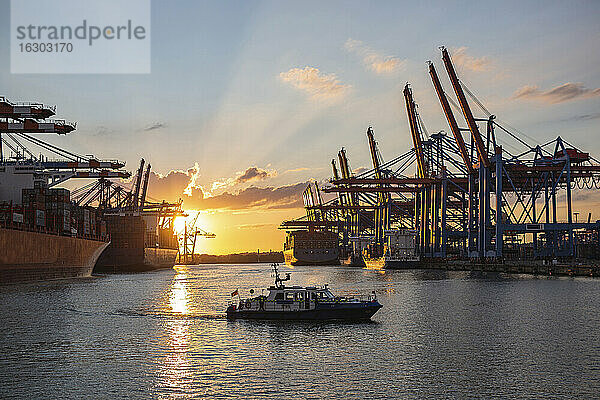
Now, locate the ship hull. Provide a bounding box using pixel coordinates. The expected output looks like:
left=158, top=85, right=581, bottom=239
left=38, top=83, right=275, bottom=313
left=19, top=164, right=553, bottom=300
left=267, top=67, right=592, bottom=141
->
left=364, top=257, right=421, bottom=270
left=283, top=249, right=340, bottom=266
left=0, top=227, right=109, bottom=284
left=94, top=247, right=178, bottom=273
left=94, top=213, right=179, bottom=273
left=340, top=254, right=366, bottom=268
left=385, top=259, right=421, bottom=269
left=227, top=302, right=382, bottom=321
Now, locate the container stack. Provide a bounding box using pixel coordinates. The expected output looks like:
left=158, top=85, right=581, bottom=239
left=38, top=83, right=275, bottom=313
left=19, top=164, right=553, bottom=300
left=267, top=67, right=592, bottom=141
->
left=0, top=203, right=25, bottom=227
left=105, top=214, right=145, bottom=249
left=14, top=187, right=105, bottom=239
left=44, top=188, right=71, bottom=234
left=158, top=227, right=178, bottom=249
left=22, top=187, right=47, bottom=229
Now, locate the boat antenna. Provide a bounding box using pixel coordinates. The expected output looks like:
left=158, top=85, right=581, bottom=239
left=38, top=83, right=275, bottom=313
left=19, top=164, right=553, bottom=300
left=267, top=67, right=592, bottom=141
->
left=272, top=263, right=290, bottom=289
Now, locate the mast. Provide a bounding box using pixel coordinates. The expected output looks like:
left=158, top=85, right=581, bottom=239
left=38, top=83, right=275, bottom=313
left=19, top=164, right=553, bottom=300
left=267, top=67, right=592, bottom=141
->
left=272, top=263, right=290, bottom=288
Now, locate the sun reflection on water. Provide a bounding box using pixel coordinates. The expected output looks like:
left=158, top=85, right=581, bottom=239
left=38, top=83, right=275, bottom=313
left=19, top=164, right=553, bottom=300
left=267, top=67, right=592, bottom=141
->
left=169, top=267, right=189, bottom=315
left=158, top=267, right=194, bottom=398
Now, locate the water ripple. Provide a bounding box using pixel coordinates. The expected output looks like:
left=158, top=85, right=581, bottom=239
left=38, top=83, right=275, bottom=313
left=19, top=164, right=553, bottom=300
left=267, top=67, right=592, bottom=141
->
left=0, top=264, right=599, bottom=399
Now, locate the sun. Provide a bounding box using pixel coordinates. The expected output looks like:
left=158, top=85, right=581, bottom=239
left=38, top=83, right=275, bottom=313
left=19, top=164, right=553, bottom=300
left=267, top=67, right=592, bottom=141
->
left=173, top=215, right=187, bottom=235
left=173, top=210, right=210, bottom=236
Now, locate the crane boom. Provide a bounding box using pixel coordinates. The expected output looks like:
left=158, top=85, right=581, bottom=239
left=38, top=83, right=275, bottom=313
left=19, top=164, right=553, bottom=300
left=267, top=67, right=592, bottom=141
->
left=366, top=127, right=382, bottom=179
left=338, top=148, right=351, bottom=179
left=428, top=61, right=474, bottom=174
left=315, top=181, right=324, bottom=207
left=338, top=148, right=354, bottom=207
left=139, top=163, right=151, bottom=210
left=331, top=159, right=340, bottom=180
left=132, top=158, right=145, bottom=209
left=403, top=84, right=427, bottom=178
left=441, top=47, right=490, bottom=168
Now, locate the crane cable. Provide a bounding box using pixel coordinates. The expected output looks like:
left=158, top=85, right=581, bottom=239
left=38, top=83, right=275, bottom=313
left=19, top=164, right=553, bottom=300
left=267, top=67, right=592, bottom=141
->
left=15, top=132, right=89, bottom=162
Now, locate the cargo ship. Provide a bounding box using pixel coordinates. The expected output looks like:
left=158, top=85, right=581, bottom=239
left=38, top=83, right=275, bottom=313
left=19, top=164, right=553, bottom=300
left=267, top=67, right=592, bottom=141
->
left=0, top=96, right=128, bottom=284
left=363, top=229, right=420, bottom=270
left=93, top=159, right=184, bottom=273
left=0, top=171, right=111, bottom=284
left=283, top=229, right=340, bottom=266
left=94, top=211, right=179, bottom=273
left=0, top=226, right=109, bottom=283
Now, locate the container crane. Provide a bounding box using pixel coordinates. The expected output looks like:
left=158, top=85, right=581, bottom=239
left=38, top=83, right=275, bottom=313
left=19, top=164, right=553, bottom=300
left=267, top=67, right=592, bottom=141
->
left=366, top=127, right=389, bottom=253
left=428, top=61, right=474, bottom=174
left=179, top=212, right=216, bottom=264
left=440, top=46, right=490, bottom=168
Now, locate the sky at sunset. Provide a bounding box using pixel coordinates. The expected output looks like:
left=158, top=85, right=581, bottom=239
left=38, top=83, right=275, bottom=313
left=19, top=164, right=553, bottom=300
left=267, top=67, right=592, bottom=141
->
left=1, top=0, right=600, bottom=254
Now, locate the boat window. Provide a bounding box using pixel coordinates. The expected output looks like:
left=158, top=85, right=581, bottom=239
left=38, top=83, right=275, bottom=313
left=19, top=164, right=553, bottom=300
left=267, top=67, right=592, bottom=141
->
left=274, top=293, right=284, bottom=300
left=310, top=292, right=316, bottom=300
left=285, top=292, right=295, bottom=300
left=296, top=292, right=304, bottom=301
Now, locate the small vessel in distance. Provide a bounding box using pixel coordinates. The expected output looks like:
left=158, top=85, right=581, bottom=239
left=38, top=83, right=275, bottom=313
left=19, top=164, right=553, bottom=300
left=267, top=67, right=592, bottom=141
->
left=226, top=263, right=382, bottom=320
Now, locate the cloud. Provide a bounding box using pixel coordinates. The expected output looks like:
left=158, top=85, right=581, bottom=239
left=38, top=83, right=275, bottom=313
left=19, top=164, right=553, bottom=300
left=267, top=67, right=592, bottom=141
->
left=182, top=182, right=308, bottom=210
left=210, top=166, right=276, bottom=192
left=236, top=223, right=277, bottom=230
left=344, top=38, right=403, bottom=74
left=559, top=112, right=600, bottom=122
left=451, top=47, right=491, bottom=72
left=280, top=66, right=350, bottom=100
left=142, top=122, right=167, bottom=132
left=148, top=166, right=199, bottom=202
left=147, top=163, right=282, bottom=205
left=352, top=166, right=370, bottom=176
left=93, top=125, right=114, bottom=136
left=235, top=166, right=273, bottom=183
left=183, top=162, right=201, bottom=195
left=284, top=167, right=323, bottom=174
left=513, top=83, right=600, bottom=104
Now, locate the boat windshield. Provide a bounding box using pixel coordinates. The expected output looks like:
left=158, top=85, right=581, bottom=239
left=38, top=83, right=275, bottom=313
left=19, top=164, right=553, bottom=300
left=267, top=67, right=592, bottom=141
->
left=318, top=290, right=334, bottom=299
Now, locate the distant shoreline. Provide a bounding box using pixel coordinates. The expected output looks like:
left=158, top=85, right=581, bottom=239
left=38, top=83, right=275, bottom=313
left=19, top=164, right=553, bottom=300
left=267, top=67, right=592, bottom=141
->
left=183, top=251, right=284, bottom=264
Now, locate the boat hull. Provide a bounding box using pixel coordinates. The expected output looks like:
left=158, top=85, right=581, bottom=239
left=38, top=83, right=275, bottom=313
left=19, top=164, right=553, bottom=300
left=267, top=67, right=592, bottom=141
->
left=283, top=249, right=340, bottom=266
left=364, top=257, right=421, bottom=270
left=227, top=302, right=382, bottom=321
left=94, top=246, right=178, bottom=273
left=0, top=227, right=109, bottom=284
left=340, top=254, right=366, bottom=267
left=384, top=259, right=421, bottom=269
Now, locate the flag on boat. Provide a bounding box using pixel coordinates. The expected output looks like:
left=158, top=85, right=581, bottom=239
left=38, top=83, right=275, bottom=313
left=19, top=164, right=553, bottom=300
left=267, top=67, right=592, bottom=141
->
left=231, top=289, right=238, bottom=297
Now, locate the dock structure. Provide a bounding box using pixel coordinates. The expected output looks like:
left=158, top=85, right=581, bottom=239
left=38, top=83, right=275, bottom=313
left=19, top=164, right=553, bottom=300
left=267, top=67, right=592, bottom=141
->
left=0, top=96, right=130, bottom=189
left=281, top=47, right=600, bottom=276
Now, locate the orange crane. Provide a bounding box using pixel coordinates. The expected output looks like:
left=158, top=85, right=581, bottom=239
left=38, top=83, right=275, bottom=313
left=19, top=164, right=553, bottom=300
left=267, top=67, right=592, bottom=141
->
left=179, top=212, right=216, bottom=264
left=132, top=158, right=145, bottom=210
left=366, top=127, right=389, bottom=251
left=403, top=84, right=428, bottom=178
left=428, top=61, right=474, bottom=174
left=338, top=148, right=359, bottom=236
left=139, top=163, right=151, bottom=210
left=440, top=47, right=490, bottom=168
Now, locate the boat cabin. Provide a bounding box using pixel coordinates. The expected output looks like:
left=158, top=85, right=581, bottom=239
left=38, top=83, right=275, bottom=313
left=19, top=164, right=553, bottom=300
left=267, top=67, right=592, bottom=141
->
left=236, top=285, right=339, bottom=312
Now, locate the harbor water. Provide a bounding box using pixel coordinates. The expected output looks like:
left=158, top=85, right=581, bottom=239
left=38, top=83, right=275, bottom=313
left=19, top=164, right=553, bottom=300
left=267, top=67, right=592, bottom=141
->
left=1, top=264, right=599, bottom=399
